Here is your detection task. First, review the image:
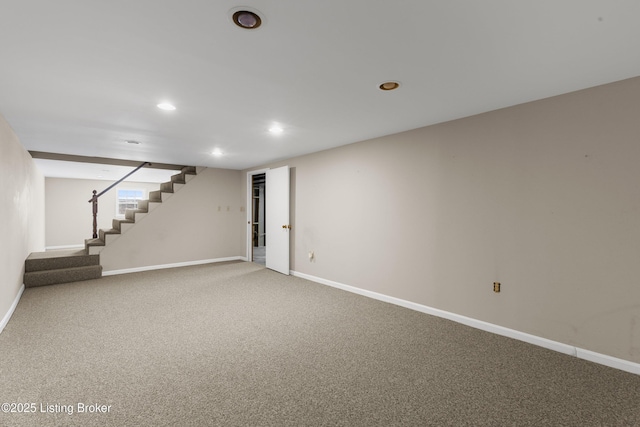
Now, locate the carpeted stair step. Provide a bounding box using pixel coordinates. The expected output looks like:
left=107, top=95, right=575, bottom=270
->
left=137, top=199, right=150, bottom=211
left=24, top=249, right=102, bottom=287
left=160, top=181, right=174, bottom=193
left=25, top=249, right=100, bottom=272
left=99, top=228, right=121, bottom=243
left=85, top=238, right=106, bottom=255
left=149, top=190, right=163, bottom=202
left=171, top=173, right=186, bottom=184
left=182, top=166, right=197, bottom=175
left=170, top=167, right=196, bottom=184
left=113, top=218, right=135, bottom=232
left=125, top=208, right=148, bottom=221
left=24, top=265, right=103, bottom=288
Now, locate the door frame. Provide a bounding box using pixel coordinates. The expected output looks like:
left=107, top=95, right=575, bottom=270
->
left=246, top=168, right=269, bottom=262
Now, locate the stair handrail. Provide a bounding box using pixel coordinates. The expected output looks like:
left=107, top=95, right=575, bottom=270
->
left=88, top=161, right=151, bottom=238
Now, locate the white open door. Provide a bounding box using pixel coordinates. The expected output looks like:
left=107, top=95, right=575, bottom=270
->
left=265, top=165, right=290, bottom=275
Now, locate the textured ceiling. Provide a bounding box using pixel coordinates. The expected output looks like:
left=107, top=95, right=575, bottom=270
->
left=2, top=1, right=640, bottom=176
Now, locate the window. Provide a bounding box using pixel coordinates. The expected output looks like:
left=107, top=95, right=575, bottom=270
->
left=116, top=188, right=145, bottom=217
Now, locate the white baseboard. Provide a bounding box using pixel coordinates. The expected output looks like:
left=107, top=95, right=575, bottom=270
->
left=291, top=270, right=640, bottom=376
left=45, top=244, right=84, bottom=250
left=103, top=256, right=246, bottom=276
left=0, top=284, right=25, bottom=335
left=576, top=348, right=640, bottom=375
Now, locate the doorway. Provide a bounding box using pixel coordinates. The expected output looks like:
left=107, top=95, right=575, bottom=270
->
left=246, top=166, right=290, bottom=274
left=251, top=173, right=266, bottom=265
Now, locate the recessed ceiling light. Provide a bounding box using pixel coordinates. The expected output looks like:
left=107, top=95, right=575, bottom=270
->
left=232, top=9, right=262, bottom=29
left=268, top=125, right=284, bottom=134
left=379, top=81, right=400, bottom=91
left=157, top=102, right=176, bottom=111
left=212, top=149, right=224, bottom=157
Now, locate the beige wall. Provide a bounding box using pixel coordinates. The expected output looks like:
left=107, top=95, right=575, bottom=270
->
left=100, top=167, right=245, bottom=272
left=45, top=178, right=161, bottom=248
left=0, top=114, right=44, bottom=323
left=243, top=76, right=640, bottom=364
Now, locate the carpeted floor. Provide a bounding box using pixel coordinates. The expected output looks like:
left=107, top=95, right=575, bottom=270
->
left=1, top=261, right=639, bottom=426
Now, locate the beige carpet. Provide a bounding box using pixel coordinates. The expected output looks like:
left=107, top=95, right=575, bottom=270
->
left=1, top=261, right=639, bottom=426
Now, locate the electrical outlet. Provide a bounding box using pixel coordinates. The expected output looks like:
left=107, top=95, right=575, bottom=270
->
left=493, top=282, right=501, bottom=293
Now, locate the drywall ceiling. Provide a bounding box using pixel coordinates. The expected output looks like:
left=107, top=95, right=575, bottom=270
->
left=33, top=159, right=178, bottom=183
left=2, top=1, right=640, bottom=174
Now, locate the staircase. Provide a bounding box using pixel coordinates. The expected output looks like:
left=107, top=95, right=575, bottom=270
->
left=23, top=166, right=198, bottom=287
left=84, top=166, right=197, bottom=255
